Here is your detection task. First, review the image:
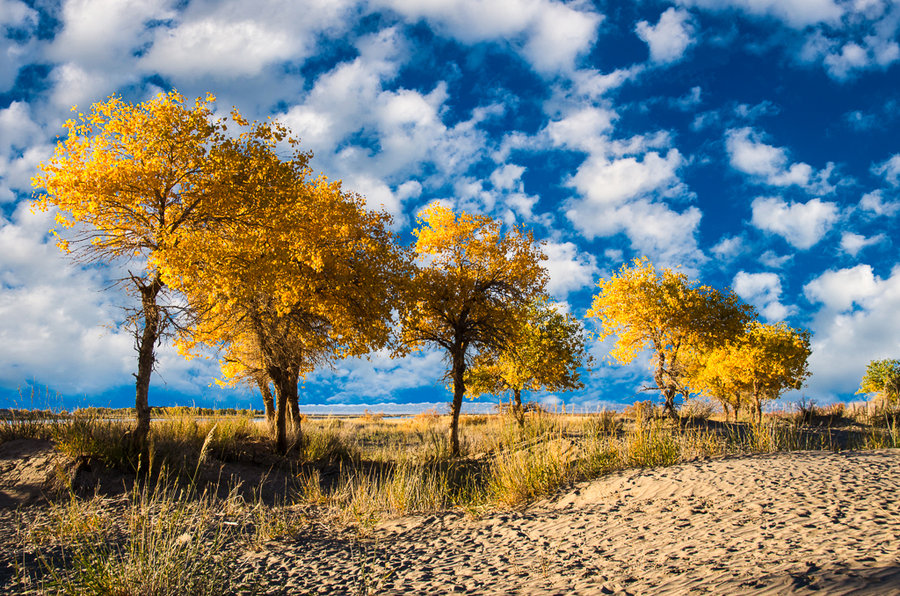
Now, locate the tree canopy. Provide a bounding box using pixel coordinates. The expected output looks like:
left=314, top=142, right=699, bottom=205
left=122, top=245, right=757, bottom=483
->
left=401, top=204, right=548, bottom=454
left=587, top=258, right=755, bottom=417
left=32, top=91, right=235, bottom=456
left=691, top=321, right=811, bottom=422
left=161, top=119, right=406, bottom=452
left=466, top=296, right=590, bottom=427
left=857, top=358, right=900, bottom=407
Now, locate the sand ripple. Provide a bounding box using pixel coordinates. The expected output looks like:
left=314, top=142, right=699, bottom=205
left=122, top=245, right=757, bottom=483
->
left=238, top=450, right=900, bottom=595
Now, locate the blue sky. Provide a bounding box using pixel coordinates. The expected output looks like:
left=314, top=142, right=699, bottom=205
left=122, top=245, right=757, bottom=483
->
left=1, top=0, right=899, bottom=413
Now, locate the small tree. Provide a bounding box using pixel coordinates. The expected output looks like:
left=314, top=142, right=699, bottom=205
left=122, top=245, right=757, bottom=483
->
left=465, top=297, right=590, bottom=428
left=857, top=359, right=900, bottom=407
left=32, top=92, right=232, bottom=461
left=401, top=205, right=547, bottom=455
left=587, top=258, right=754, bottom=418
left=693, top=321, right=811, bottom=423
left=164, top=120, right=405, bottom=453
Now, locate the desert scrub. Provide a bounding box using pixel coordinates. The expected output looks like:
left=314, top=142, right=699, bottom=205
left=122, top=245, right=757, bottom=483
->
left=26, top=483, right=246, bottom=596
left=488, top=437, right=576, bottom=507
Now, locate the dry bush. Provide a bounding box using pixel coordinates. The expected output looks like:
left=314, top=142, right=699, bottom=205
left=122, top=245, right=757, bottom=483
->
left=680, top=398, right=715, bottom=422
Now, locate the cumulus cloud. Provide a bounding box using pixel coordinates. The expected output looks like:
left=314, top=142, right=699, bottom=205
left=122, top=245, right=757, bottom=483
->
left=544, top=105, right=702, bottom=268
left=872, top=154, right=900, bottom=185
left=44, top=0, right=176, bottom=108
left=0, top=202, right=225, bottom=396
left=726, top=127, right=834, bottom=193
left=312, top=348, right=447, bottom=404
left=278, top=28, right=491, bottom=223
left=840, top=231, right=886, bottom=256
left=711, top=235, right=745, bottom=261
left=750, top=196, right=839, bottom=250
left=0, top=203, right=132, bottom=393
left=859, top=190, right=900, bottom=217
left=0, top=0, right=38, bottom=92
left=541, top=241, right=599, bottom=299
left=803, top=264, right=900, bottom=400
left=676, top=0, right=843, bottom=29
left=379, top=0, right=602, bottom=73
left=733, top=271, right=793, bottom=321
left=804, top=264, right=882, bottom=311
left=0, top=102, right=53, bottom=201
left=803, top=30, right=900, bottom=81
left=635, top=7, right=696, bottom=64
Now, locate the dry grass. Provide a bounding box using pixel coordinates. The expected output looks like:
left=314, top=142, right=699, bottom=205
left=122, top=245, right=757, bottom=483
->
left=6, top=399, right=900, bottom=592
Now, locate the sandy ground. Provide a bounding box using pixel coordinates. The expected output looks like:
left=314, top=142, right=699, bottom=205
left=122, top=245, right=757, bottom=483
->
left=239, top=450, right=900, bottom=594
left=2, top=441, right=899, bottom=594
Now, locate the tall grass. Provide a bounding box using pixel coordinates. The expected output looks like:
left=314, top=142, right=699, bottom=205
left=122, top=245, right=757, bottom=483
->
left=22, top=481, right=247, bottom=595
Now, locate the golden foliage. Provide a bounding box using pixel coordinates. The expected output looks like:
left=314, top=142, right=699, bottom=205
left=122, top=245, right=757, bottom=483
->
left=401, top=204, right=548, bottom=355
left=690, top=321, right=811, bottom=420
left=159, top=119, right=407, bottom=386
left=587, top=258, right=754, bottom=414
left=465, top=296, right=591, bottom=402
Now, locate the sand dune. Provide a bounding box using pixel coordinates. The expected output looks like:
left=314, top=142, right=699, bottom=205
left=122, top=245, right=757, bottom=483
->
left=240, top=450, right=900, bottom=594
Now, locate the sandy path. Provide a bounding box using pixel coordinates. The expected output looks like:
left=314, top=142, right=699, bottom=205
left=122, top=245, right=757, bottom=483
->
left=239, top=450, right=900, bottom=595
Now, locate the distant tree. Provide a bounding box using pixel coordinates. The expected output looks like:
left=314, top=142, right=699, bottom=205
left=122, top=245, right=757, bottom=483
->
left=401, top=205, right=547, bottom=455
left=465, top=297, right=591, bottom=428
left=32, top=92, right=234, bottom=462
left=857, top=358, right=900, bottom=407
left=692, top=321, right=811, bottom=423
left=162, top=119, right=405, bottom=453
left=587, top=258, right=754, bottom=418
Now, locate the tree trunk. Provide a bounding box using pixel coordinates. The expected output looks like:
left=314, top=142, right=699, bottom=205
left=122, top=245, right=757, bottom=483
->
left=449, top=348, right=465, bottom=457
left=133, top=274, right=163, bottom=473
left=662, top=384, right=678, bottom=420
left=270, top=367, right=299, bottom=454
left=289, top=394, right=302, bottom=437
left=654, top=353, right=678, bottom=419
left=512, top=388, right=525, bottom=429
left=257, top=378, right=276, bottom=433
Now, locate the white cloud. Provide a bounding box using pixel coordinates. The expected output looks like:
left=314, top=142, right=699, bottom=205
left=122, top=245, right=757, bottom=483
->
left=546, top=107, right=617, bottom=152
left=0, top=203, right=133, bottom=393
left=0, top=0, right=37, bottom=92
left=726, top=127, right=834, bottom=192
left=635, top=7, right=696, bottom=64
left=859, top=190, right=900, bottom=216
left=541, top=241, right=599, bottom=299
left=276, top=28, right=493, bottom=222
left=840, top=231, right=886, bottom=256
left=711, top=235, right=744, bottom=261
left=733, top=271, right=793, bottom=321
left=759, top=250, right=792, bottom=269
left=49, top=0, right=173, bottom=68
left=313, top=348, right=447, bottom=403
left=44, top=0, right=175, bottom=108
left=676, top=0, right=843, bottom=28
left=804, top=264, right=881, bottom=311
left=567, top=149, right=686, bottom=207
left=872, top=154, right=900, bottom=185
left=803, top=264, right=900, bottom=400
left=490, top=164, right=525, bottom=191
left=379, top=0, right=602, bottom=73
left=142, top=19, right=298, bottom=79
left=0, top=102, right=52, bottom=199
left=569, top=199, right=705, bottom=271
left=750, top=196, right=839, bottom=250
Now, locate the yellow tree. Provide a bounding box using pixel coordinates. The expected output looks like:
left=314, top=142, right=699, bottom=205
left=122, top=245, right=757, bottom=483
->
left=856, top=359, right=900, bottom=407
left=465, top=297, right=590, bottom=428
left=401, top=205, right=548, bottom=455
left=587, top=258, right=754, bottom=418
left=162, top=119, right=406, bottom=453
left=693, top=321, right=811, bottom=423
left=32, top=91, right=234, bottom=457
